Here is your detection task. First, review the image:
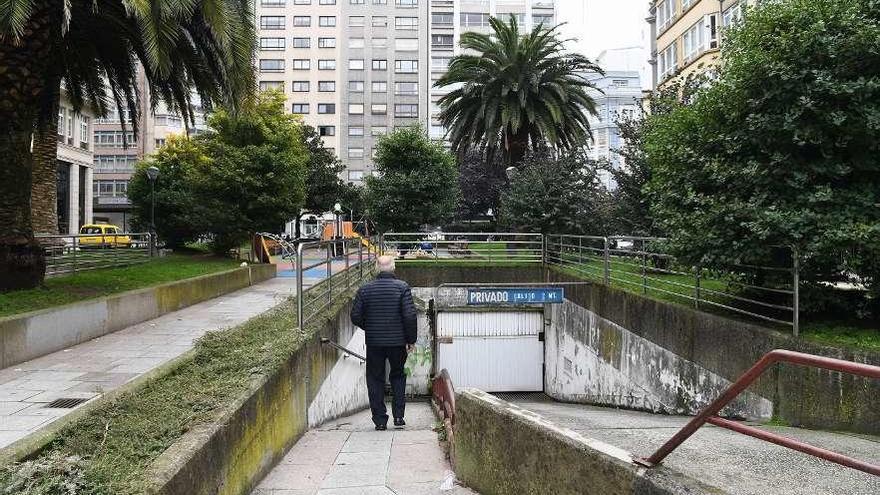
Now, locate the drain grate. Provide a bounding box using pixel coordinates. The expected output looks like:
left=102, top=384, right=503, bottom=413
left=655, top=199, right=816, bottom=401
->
left=44, top=397, right=90, bottom=409
left=491, top=392, right=554, bottom=403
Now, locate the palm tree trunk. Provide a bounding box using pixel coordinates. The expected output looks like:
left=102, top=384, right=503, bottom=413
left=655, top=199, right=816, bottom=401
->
left=0, top=0, right=62, bottom=290
left=504, top=127, right=531, bottom=166
left=31, top=93, right=61, bottom=236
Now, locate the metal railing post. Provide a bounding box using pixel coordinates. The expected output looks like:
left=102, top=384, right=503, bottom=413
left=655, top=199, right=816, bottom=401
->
left=326, top=243, right=333, bottom=304
left=72, top=236, right=78, bottom=274
left=344, top=239, right=351, bottom=289
left=541, top=234, right=547, bottom=268
left=641, top=239, right=648, bottom=294
left=603, top=237, right=610, bottom=285
left=792, top=247, right=799, bottom=338
left=695, top=264, right=702, bottom=310
left=296, top=243, right=304, bottom=330
left=358, top=239, right=364, bottom=283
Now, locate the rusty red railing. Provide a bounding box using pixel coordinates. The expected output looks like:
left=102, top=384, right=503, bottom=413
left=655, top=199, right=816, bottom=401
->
left=634, top=349, right=880, bottom=476
left=432, top=368, right=456, bottom=425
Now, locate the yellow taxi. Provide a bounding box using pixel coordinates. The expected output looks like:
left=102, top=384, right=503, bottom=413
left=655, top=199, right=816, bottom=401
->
left=79, top=224, right=132, bottom=248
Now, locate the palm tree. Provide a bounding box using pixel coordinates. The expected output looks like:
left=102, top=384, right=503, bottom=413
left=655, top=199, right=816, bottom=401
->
left=0, top=1, right=255, bottom=290
left=435, top=16, right=602, bottom=165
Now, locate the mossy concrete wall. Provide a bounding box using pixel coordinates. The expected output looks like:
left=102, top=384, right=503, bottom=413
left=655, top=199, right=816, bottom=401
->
left=144, top=299, right=366, bottom=495
left=548, top=270, right=880, bottom=435
left=453, top=389, right=719, bottom=495
left=0, top=264, right=276, bottom=369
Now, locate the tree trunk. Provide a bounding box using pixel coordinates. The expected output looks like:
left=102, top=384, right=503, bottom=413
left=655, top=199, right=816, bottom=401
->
left=0, top=0, right=62, bottom=290
left=504, top=127, right=531, bottom=166
left=31, top=84, right=62, bottom=236
left=295, top=211, right=304, bottom=239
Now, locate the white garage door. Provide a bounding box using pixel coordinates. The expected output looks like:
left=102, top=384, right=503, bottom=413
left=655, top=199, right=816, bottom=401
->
left=437, top=311, right=544, bottom=392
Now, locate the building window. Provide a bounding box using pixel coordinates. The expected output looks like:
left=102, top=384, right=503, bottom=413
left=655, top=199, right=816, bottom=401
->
left=682, top=0, right=694, bottom=11
left=373, top=0, right=386, bottom=4
left=460, top=12, right=489, bottom=27
left=371, top=126, right=387, bottom=136
left=348, top=170, right=364, bottom=181
left=351, top=0, right=365, bottom=3
left=260, top=16, right=285, bottom=29
left=318, top=37, right=336, bottom=48
left=395, top=38, right=419, bottom=51
left=372, top=37, right=387, bottom=48
left=348, top=147, right=364, bottom=158
left=292, top=59, right=310, bottom=70
left=349, top=37, right=365, bottom=49
left=79, top=116, right=89, bottom=149
left=349, top=126, right=364, bottom=136
left=294, top=0, right=311, bottom=4
left=394, top=82, right=418, bottom=95
left=431, top=34, right=453, bottom=47
left=293, top=16, right=311, bottom=26
left=682, top=19, right=705, bottom=61
left=394, top=59, right=418, bottom=73
left=722, top=3, right=743, bottom=27
left=658, top=43, right=677, bottom=80
left=371, top=103, right=387, bottom=115
left=533, top=13, right=553, bottom=25
left=292, top=103, right=310, bottom=114
left=259, top=59, right=285, bottom=72
left=261, top=0, right=285, bottom=6
left=349, top=103, right=365, bottom=114
left=395, top=0, right=417, bottom=7
left=349, top=16, right=365, bottom=27
left=319, top=0, right=335, bottom=4
left=372, top=59, right=388, bottom=70
left=292, top=81, right=310, bottom=92
left=498, top=12, right=525, bottom=24
left=260, top=81, right=285, bottom=92
left=372, top=16, right=388, bottom=27
left=656, top=0, right=674, bottom=31
left=394, top=103, right=418, bottom=117
left=319, top=16, right=336, bottom=27
left=349, top=59, right=365, bottom=70
left=318, top=103, right=336, bottom=114
left=429, top=124, right=445, bottom=139
left=260, top=37, right=286, bottom=50
left=395, top=17, right=418, bottom=30
left=349, top=81, right=364, bottom=92
left=432, top=12, right=453, bottom=25
left=292, top=37, right=310, bottom=48
left=94, top=130, right=137, bottom=148
left=318, top=81, right=336, bottom=92
left=431, top=56, right=450, bottom=70
left=319, top=125, right=336, bottom=136
left=318, top=59, right=336, bottom=70
left=371, top=81, right=387, bottom=93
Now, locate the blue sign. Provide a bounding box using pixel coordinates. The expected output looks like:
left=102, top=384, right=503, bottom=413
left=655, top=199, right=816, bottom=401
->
left=467, top=287, right=564, bottom=305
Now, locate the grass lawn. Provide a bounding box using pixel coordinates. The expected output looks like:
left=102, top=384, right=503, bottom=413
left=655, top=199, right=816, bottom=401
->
left=801, top=322, right=880, bottom=353
left=0, top=255, right=240, bottom=318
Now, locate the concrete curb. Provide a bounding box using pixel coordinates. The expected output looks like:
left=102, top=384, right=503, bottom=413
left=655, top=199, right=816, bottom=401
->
left=453, top=389, right=725, bottom=495
left=0, top=264, right=276, bottom=369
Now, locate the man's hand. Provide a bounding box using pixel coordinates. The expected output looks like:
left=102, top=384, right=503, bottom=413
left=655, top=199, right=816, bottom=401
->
left=406, top=344, right=415, bottom=354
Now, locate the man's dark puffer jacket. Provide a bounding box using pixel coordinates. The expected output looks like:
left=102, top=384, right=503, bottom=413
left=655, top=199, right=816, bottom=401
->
left=350, top=271, right=418, bottom=346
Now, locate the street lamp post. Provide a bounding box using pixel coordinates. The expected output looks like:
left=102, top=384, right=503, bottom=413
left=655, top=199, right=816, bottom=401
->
left=146, top=166, right=160, bottom=256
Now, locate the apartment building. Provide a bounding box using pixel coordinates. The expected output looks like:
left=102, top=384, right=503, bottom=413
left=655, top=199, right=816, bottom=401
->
left=427, top=0, right=557, bottom=142
left=256, top=0, right=430, bottom=183
left=56, top=87, right=95, bottom=234
left=647, top=0, right=746, bottom=88
left=585, top=69, right=642, bottom=189
left=92, top=70, right=207, bottom=230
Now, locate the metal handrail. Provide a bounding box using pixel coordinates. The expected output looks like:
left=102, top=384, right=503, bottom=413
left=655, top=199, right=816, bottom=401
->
left=635, top=349, right=880, bottom=477
left=320, top=337, right=366, bottom=361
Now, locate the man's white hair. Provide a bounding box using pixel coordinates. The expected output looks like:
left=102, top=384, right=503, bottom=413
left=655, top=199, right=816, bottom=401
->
left=377, top=255, right=396, bottom=273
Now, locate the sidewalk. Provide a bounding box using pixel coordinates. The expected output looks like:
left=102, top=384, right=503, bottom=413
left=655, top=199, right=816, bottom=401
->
left=252, top=402, right=476, bottom=495
left=0, top=274, right=305, bottom=450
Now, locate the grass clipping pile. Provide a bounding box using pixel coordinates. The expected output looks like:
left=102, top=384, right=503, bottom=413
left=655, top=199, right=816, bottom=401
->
left=0, top=291, right=344, bottom=494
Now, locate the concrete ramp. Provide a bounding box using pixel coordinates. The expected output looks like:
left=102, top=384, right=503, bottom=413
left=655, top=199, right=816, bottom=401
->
left=504, top=396, right=880, bottom=495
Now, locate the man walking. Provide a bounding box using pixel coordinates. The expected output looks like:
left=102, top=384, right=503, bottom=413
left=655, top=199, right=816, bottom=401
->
left=350, top=255, right=418, bottom=430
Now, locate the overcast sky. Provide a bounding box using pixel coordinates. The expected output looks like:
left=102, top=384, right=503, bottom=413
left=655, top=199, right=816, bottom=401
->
left=557, top=0, right=649, bottom=58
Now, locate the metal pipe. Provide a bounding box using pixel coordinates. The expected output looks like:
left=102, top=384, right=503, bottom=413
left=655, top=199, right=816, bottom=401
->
left=296, top=242, right=304, bottom=330
left=603, top=237, right=610, bottom=285
left=793, top=247, right=800, bottom=338
left=320, top=337, right=366, bottom=361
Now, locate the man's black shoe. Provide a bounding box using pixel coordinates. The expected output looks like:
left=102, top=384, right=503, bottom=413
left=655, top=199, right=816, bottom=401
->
left=393, top=418, right=406, bottom=428
left=375, top=424, right=387, bottom=431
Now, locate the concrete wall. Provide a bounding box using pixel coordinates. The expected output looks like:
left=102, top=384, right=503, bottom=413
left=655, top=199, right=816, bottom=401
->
left=0, top=264, right=276, bottom=369
left=145, top=299, right=370, bottom=495
left=546, top=299, right=772, bottom=419
left=548, top=270, right=880, bottom=435
left=453, top=389, right=717, bottom=495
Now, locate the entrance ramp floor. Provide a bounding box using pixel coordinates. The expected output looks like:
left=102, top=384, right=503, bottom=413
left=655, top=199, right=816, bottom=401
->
left=507, top=398, right=880, bottom=495
left=251, top=402, right=476, bottom=495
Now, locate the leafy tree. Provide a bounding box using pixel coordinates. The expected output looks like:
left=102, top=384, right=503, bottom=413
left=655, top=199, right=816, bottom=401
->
left=296, top=124, right=346, bottom=238
left=128, top=92, right=308, bottom=254
left=435, top=17, right=602, bottom=165
left=498, top=148, right=609, bottom=234
left=365, top=127, right=459, bottom=232
left=644, top=0, right=880, bottom=313
left=0, top=0, right=255, bottom=290
left=127, top=136, right=208, bottom=248
left=456, top=151, right=508, bottom=222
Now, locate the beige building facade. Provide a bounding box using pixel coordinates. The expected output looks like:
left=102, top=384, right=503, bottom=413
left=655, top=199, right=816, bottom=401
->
left=56, top=87, right=95, bottom=235
left=647, top=0, right=746, bottom=89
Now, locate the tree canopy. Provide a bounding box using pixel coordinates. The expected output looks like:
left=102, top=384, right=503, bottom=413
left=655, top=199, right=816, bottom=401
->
left=435, top=16, right=601, bottom=164
left=365, top=127, right=459, bottom=232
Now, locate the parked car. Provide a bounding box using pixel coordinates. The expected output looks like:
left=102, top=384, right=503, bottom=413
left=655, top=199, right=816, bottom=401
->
left=79, top=224, right=131, bottom=248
